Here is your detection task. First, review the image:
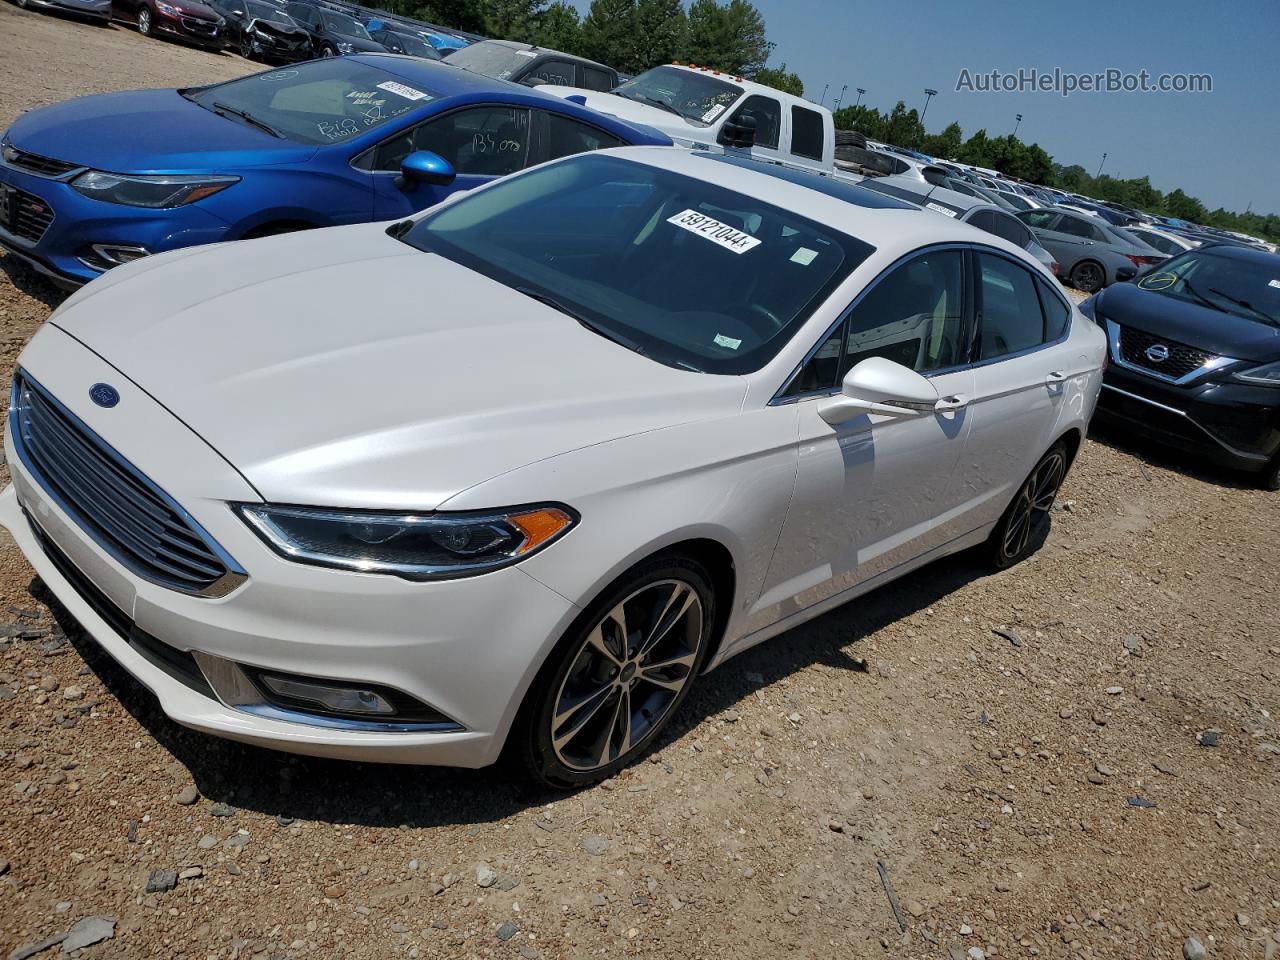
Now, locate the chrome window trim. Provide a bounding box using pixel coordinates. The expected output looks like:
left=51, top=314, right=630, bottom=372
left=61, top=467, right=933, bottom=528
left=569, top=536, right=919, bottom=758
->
left=1103, top=318, right=1237, bottom=386
left=9, top=369, right=248, bottom=599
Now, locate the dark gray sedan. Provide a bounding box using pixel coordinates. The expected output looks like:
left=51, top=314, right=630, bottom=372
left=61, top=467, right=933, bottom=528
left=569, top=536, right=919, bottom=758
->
left=1017, top=207, right=1166, bottom=293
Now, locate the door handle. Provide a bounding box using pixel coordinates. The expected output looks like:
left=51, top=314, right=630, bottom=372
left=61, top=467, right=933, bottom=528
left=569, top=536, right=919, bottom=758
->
left=935, top=393, right=969, bottom=412
left=1046, top=371, right=1067, bottom=386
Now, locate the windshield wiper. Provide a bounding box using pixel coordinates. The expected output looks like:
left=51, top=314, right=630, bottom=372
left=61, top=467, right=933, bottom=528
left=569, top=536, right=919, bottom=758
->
left=1207, top=287, right=1279, bottom=326
left=626, top=93, right=685, bottom=119
left=515, top=286, right=648, bottom=358
left=211, top=101, right=285, bottom=139
left=1179, top=278, right=1222, bottom=313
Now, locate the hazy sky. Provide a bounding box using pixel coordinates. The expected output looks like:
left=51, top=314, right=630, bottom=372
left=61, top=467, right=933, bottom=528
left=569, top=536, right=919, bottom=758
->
left=569, top=0, right=1280, bottom=215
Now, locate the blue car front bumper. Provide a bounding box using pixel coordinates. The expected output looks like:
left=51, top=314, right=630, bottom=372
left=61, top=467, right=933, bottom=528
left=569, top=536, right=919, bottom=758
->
left=0, top=162, right=231, bottom=288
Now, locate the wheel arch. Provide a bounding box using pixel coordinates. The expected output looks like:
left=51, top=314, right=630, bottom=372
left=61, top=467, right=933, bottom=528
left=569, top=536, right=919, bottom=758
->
left=238, top=218, right=322, bottom=240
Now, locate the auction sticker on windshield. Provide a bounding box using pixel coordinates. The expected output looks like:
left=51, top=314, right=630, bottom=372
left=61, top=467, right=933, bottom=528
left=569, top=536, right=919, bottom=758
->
left=667, top=209, right=761, bottom=254
left=377, top=81, right=431, bottom=101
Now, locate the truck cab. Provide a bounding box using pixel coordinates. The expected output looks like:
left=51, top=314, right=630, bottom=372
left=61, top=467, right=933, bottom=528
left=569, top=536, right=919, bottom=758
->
left=537, top=63, right=835, bottom=174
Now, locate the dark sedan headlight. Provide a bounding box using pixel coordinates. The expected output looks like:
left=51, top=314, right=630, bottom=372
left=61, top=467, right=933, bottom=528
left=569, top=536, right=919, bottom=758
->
left=336, top=40, right=355, bottom=53
left=71, top=171, right=239, bottom=208
left=1234, top=360, right=1280, bottom=386
left=238, top=504, right=577, bottom=579
left=155, top=1, right=180, bottom=14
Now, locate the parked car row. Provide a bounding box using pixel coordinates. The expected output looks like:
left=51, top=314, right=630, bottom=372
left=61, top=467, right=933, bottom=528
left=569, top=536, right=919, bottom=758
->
left=0, top=38, right=1275, bottom=793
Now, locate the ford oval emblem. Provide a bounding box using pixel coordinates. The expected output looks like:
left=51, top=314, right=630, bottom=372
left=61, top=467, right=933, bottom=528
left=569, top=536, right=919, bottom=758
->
left=89, top=383, right=120, bottom=408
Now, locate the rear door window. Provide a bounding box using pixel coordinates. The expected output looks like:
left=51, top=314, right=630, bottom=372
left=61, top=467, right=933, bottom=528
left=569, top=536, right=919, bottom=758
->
left=525, top=59, right=576, bottom=86
left=1056, top=215, right=1105, bottom=242
left=542, top=112, right=623, bottom=161
left=790, top=106, right=825, bottom=160
left=581, top=66, right=614, bottom=92
left=977, top=253, right=1046, bottom=359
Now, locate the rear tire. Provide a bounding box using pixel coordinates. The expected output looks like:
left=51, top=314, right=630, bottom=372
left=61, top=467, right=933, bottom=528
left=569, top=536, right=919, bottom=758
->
left=985, top=442, right=1068, bottom=569
left=1070, top=260, right=1105, bottom=293
left=517, top=555, right=715, bottom=789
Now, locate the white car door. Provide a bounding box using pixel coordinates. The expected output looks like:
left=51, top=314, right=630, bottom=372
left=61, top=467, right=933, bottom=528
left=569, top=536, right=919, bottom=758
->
left=750, top=248, right=976, bottom=625
left=940, top=250, right=1079, bottom=540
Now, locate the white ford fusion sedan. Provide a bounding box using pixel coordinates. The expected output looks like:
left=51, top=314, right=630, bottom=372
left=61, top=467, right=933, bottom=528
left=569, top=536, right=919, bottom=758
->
left=2, top=148, right=1104, bottom=787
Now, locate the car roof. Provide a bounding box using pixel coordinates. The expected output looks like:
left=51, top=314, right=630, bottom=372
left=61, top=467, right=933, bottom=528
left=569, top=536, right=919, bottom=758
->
left=343, top=56, right=669, bottom=144
left=462, top=38, right=614, bottom=72
left=1193, top=242, right=1280, bottom=265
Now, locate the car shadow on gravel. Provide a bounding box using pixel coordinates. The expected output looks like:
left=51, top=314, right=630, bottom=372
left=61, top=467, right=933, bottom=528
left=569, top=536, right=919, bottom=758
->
left=0, top=254, right=69, bottom=312
left=1089, top=420, right=1261, bottom=491
left=29, top=546, right=996, bottom=828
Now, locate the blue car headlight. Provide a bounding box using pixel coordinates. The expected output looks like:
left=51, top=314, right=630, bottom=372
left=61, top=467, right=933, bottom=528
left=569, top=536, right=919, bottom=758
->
left=238, top=504, right=577, bottom=580
left=71, top=171, right=239, bottom=208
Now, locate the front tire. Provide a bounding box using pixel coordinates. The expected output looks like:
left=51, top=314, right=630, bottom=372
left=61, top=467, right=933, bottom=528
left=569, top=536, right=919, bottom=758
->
left=1262, top=455, right=1280, bottom=492
left=1070, top=260, right=1105, bottom=293
left=136, top=5, right=152, bottom=34
left=986, top=442, right=1068, bottom=569
left=239, top=34, right=254, bottom=58
left=518, top=555, right=715, bottom=789
left=319, top=43, right=335, bottom=57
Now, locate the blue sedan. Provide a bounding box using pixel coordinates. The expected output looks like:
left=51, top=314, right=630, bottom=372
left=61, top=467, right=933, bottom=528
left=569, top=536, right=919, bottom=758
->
left=0, top=56, right=671, bottom=288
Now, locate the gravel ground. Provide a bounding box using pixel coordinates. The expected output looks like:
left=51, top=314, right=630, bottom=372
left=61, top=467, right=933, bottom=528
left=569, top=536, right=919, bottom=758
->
left=2, top=9, right=1279, bottom=959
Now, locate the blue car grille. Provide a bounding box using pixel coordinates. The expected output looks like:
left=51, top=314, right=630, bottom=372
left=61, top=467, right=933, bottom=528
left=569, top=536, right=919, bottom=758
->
left=0, top=185, right=55, bottom=244
left=4, top=148, right=80, bottom=179
left=10, top=372, right=245, bottom=597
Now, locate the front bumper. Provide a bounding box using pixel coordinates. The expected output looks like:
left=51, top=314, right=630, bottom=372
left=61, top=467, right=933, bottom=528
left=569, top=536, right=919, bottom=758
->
left=1096, top=364, right=1280, bottom=472
left=0, top=331, right=580, bottom=766
left=0, top=160, right=231, bottom=287
left=153, top=10, right=226, bottom=48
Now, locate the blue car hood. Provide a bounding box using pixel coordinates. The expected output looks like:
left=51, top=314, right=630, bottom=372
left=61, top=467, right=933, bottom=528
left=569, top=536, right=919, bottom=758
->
left=5, top=89, right=317, bottom=172
left=1098, top=281, right=1280, bottom=363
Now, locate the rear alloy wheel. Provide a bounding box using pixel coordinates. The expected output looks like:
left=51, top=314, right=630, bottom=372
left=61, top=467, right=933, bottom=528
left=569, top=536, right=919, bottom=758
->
left=137, top=5, right=152, bottom=34
left=987, top=443, right=1067, bottom=569
left=1070, top=260, right=1104, bottom=293
left=520, top=558, right=714, bottom=788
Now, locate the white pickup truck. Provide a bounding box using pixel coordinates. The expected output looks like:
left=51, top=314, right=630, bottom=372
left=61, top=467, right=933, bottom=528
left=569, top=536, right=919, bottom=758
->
left=536, top=63, right=837, bottom=174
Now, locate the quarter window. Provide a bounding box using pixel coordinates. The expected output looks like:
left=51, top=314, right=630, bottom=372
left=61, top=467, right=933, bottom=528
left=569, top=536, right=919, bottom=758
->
left=790, top=106, right=825, bottom=160
left=728, top=95, right=781, bottom=150
left=543, top=113, right=623, bottom=161
left=369, top=106, right=531, bottom=176
left=1056, top=215, right=1104, bottom=242
left=977, top=253, right=1045, bottom=359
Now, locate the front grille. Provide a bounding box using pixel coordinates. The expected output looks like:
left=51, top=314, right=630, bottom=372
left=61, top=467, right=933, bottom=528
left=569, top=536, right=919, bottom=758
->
left=11, top=372, right=243, bottom=596
left=256, top=25, right=306, bottom=46
left=1117, top=324, right=1217, bottom=381
left=5, top=148, right=80, bottom=178
left=181, top=15, right=218, bottom=33
left=2, top=186, right=55, bottom=243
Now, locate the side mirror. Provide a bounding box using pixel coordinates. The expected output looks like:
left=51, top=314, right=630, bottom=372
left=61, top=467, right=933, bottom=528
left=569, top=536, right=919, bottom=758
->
left=818, top=357, right=941, bottom=425
left=398, top=150, right=455, bottom=189
left=717, top=114, right=757, bottom=149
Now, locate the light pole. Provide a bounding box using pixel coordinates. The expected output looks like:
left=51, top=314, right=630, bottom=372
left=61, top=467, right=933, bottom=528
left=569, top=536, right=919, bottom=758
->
left=1013, top=113, right=1023, bottom=137
left=919, top=88, right=937, bottom=146
left=1096, top=152, right=1107, bottom=178
left=819, top=83, right=829, bottom=107
left=833, top=84, right=848, bottom=111
left=855, top=87, right=866, bottom=110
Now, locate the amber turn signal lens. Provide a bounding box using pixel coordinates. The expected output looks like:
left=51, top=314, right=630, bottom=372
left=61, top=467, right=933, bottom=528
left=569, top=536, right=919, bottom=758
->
left=510, top=508, right=575, bottom=555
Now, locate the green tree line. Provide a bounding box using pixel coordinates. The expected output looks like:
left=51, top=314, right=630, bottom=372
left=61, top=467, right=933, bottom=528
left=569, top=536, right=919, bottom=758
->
left=355, top=0, right=1274, bottom=240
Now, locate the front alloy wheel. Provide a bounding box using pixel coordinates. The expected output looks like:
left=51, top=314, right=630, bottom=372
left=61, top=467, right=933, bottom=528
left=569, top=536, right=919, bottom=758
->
left=1071, top=260, right=1104, bottom=293
left=520, top=557, right=713, bottom=787
left=137, top=6, right=151, bottom=34
left=239, top=34, right=254, bottom=58
left=988, top=443, right=1067, bottom=568
left=319, top=44, right=335, bottom=56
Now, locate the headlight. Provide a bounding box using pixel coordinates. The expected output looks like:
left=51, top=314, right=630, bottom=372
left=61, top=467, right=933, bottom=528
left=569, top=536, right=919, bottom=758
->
left=238, top=504, right=577, bottom=579
left=1234, top=359, right=1280, bottom=386
left=71, top=170, right=239, bottom=208
left=156, top=1, right=179, bottom=14
left=336, top=40, right=354, bottom=53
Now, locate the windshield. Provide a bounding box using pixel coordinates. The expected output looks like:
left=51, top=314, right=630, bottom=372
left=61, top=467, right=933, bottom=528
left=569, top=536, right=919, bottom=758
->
left=445, top=41, right=535, bottom=80
left=400, top=154, right=872, bottom=373
left=246, top=0, right=292, bottom=23
left=192, top=59, right=436, bottom=145
left=612, top=66, right=743, bottom=126
left=394, top=33, right=436, bottom=58
left=320, top=11, right=370, bottom=38
left=1136, top=249, right=1280, bottom=326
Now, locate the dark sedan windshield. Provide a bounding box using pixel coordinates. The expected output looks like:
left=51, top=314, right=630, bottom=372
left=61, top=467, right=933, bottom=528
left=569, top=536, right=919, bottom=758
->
left=1137, top=249, right=1280, bottom=326
left=246, top=0, right=292, bottom=23
left=193, top=59, right=437, bottom=145
left=320, top=11, right=371, bottom=37
left=612, top=66, right=743, bottom=126
left=401, top=154, right=872, bottom=373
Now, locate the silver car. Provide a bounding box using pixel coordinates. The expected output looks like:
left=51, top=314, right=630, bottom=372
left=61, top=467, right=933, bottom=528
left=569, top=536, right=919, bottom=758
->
left=1017, top=207, right=1166, bottom=293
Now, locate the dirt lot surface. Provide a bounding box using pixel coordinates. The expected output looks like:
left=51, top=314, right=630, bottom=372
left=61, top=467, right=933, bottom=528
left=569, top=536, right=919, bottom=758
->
left=1, top=8, right=1279, bottom=959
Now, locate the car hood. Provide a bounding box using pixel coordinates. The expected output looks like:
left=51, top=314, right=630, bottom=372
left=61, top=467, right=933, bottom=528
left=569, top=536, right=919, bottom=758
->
left=1097, top=281, right=1280, bottom=362
left=170, top=0, right=219, bottom=17
left=5, top=89, right=317, bottom=171
left=329, top=33, right=389, bottom=52
left=538, top=86, right=713, bottom=143
left=52, top=223, right=747, bottom=510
